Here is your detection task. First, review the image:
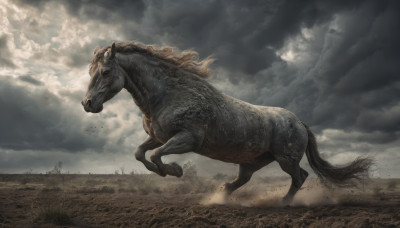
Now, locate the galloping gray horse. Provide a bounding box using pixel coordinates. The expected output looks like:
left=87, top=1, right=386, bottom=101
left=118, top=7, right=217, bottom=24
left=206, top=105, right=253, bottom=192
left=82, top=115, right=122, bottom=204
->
left=82, top=41, right=372, bottom=203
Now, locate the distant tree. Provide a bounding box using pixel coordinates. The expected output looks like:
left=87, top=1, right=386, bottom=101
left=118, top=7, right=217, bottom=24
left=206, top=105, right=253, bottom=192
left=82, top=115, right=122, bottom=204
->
left=47, top=161, right=63, bottom=174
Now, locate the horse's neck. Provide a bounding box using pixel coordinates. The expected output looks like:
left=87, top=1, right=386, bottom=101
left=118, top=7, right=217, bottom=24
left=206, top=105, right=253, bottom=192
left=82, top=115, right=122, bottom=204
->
left=117, top=53, right=164, bottom=117
left=124, top=73, right=151, bottom=116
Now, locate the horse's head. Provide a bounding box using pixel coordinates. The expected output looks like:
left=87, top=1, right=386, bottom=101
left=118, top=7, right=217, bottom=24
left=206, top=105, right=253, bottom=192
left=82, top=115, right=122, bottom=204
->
left=82, top=42, right=125, bottom=113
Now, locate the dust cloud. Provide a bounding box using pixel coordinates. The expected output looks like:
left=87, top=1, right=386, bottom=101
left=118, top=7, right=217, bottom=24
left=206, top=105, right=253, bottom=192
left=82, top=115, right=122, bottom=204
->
left=201, top=179, right=345, bottom=207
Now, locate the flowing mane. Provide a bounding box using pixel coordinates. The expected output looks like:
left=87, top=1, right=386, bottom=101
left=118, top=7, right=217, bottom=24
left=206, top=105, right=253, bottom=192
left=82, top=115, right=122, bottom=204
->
left=91, top=41, right=215, bottom=79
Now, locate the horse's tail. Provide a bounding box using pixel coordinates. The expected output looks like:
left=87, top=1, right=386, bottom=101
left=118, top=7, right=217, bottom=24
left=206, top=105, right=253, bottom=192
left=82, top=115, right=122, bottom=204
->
left=302, top=122, right=373, bottom=184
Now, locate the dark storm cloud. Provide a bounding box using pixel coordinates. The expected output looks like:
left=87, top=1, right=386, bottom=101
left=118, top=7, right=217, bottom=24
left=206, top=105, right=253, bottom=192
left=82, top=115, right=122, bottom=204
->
left=0, top=35, right=16, bottom=68
left=15, top=0, right=364, bottom=77
left=303, top=1, right=400, bottom=133
left=0, top=78, right=105, bottom=152
left=19, top=75, right=44, bottom=86
left=126, top=0, right=364, bottom=79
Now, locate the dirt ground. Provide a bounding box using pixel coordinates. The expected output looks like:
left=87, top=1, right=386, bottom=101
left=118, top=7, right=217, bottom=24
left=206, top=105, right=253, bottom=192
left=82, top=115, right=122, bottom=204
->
left=0, top=174, right=399, bottom=228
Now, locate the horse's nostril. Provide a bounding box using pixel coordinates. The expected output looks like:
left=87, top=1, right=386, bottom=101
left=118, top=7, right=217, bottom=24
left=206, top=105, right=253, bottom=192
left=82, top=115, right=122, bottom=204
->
left=87, top=99, right=92, bottom=108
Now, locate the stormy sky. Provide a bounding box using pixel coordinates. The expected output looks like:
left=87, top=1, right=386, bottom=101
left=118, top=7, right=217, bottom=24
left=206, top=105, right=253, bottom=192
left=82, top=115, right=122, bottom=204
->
left=0, top=0, right=399, bottom=178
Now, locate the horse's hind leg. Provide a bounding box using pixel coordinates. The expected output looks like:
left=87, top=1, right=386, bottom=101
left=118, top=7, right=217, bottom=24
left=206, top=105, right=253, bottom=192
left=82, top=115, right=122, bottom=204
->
left=223, top=157, right=274, bottom=195
left=222, top=164, right=255, bottom=195
left=277, top=159, right=308, bottom=204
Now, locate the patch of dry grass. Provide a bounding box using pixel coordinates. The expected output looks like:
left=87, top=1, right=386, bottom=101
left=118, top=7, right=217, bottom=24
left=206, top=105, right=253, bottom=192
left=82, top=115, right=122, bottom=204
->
left=76, top=186, right=115, bottom=194
left=36, top=205, right=72, bottom=225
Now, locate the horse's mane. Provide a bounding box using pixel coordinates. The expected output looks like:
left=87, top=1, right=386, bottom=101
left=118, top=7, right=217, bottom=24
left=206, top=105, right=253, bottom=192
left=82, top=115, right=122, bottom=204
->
left=91, top=41, right=215, bottom=79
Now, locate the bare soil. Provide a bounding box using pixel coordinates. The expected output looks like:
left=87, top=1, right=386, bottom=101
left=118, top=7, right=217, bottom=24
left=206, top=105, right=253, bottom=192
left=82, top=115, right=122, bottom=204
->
left=0, top=174, right=399, bottom=227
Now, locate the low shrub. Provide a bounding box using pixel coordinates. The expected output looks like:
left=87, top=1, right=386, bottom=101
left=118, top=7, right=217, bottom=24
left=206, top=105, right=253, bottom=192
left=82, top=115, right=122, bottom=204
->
left=387, top=180, right=397, bottom=190
left=373, top=186, right=382, bottom=195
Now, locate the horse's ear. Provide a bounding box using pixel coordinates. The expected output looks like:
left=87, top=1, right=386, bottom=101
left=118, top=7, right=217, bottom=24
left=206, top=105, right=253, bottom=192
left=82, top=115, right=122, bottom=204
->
left=104, top=42, right=116, bottom=62
left=110, top=42, right=116, bottom=59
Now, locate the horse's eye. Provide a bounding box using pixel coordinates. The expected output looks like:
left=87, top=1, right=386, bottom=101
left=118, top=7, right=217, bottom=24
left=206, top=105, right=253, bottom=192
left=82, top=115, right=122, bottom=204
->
left=103, top=70, right=111, bottom=76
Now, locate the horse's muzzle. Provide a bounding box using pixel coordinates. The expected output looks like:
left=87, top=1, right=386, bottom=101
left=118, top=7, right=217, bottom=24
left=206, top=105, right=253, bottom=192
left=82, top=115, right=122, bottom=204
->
left=81, top=99, right=91, bottom=112
left=81, top=99, right=102, bottom=113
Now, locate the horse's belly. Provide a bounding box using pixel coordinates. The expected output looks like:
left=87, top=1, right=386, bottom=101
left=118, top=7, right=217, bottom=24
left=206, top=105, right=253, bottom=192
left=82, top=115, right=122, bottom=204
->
left=197, top=130, right=271, bottom=163
left=200, top=149, right=267, bottom=163
left=197, top=105, right=273, bottom=163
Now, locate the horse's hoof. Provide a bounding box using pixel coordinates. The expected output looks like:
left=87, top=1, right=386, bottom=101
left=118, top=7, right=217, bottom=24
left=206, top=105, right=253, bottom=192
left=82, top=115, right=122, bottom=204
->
left=281, top=196, right=292, bottom=206
left=157, top=166, right=167, bottom=177
left=169, top=162, right=183, bottom=177
left=221, top=185, right=229, bottom=193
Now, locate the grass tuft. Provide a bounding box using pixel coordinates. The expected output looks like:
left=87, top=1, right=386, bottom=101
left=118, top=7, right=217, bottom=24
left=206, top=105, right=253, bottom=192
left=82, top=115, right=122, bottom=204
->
left=36, top=205, right=72, bottom=225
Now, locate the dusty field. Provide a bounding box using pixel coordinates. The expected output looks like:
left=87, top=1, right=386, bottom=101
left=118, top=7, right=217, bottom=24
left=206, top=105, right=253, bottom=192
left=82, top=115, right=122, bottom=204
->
left=0, top=173, right=399, bottom=227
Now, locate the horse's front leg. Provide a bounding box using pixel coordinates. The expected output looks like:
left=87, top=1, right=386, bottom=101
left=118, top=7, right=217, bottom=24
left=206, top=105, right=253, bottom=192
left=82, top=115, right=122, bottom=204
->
left=150, top=130, right=201, bottom=177
left=134, top=136, right=163, bottom=175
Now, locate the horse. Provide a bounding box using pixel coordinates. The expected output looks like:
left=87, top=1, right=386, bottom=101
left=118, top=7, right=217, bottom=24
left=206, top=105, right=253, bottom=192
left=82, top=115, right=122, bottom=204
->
left=81, top=41, right=372, bottom=203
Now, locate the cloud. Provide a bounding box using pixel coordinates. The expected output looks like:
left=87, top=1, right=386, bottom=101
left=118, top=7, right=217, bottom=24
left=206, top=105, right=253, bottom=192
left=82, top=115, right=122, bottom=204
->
left=61, top=0, right=146, bottom=22
left=19, top=75, right=43, bottom=86
left=304, top=1, right=400, bottom=133
left=16, top=0, right=366, bottom=77
left=198, top=0, right=400, bottom=136
left=0, top=35, right=16, bottom=68
left=0, top=77, right=105, bottom=152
